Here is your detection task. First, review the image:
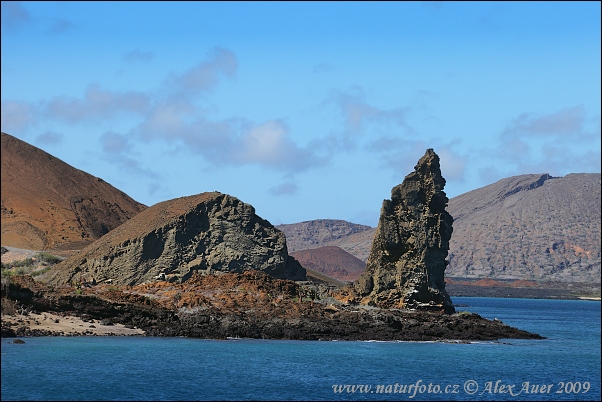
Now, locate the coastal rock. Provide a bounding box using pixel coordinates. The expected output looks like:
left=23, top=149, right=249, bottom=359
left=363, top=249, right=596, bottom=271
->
left=353, top=149, right=455, bottom=313
left=45, top=192, right=306, bottom=286
left=2, top=272, right=543, bottom=341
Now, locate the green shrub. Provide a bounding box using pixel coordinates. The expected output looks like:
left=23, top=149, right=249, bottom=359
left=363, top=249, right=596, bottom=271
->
left=31, top=266, right=52, bottom=277
left=1, top=268, right=14, bottom=278
left=35, top=252, right=62, bottom=264
left=9, top=258, right=35, bottom=269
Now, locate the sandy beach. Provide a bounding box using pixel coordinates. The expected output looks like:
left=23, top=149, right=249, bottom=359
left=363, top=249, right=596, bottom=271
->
left=2, top=311, right=145, bottom=336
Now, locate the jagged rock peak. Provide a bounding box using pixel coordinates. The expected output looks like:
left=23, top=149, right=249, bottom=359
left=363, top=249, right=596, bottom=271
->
left=46, top=192, right=306, bottom=286
left=353, top=148, right=455, bottom=313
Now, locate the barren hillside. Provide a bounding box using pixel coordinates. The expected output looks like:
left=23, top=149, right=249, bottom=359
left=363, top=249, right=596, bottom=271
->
left=290, top=246, right=366, bottom=282
left=446, top=173, right=601, bottom=282
left=1, top=132, right=146, bottom=251
left=279, top=173, right=601, bottom=283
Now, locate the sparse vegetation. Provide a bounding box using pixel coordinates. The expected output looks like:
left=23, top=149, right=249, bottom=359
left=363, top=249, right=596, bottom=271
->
left=1, top=252, right=63, bottom=278
left=35, top=252, right=62, bottom=264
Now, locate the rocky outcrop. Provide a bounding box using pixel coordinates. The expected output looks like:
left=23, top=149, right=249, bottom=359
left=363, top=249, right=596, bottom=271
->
left=354, top=149, right=455, bottom=313
left=45, top=192, right=306, bottom=286
left=1, top=132, right=146, bottom=251
left=3, top=273, right=543, bottom=341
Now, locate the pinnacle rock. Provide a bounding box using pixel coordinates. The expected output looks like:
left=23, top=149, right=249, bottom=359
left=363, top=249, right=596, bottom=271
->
left=354, top=149, right=455, bottom=313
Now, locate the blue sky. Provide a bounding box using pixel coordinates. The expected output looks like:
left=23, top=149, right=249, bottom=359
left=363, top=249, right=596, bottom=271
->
left=2, top=1, right=600, bottom=227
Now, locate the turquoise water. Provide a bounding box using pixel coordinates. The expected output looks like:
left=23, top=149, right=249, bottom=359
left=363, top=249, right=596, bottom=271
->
left=2, top=297, right=600, bottom=401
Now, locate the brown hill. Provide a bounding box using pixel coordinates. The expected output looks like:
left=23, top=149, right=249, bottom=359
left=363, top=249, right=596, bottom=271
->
left=45, top=192, right=306, bottom=286
left=1, top=132, right=146, bottom=251
left=290, top=246, right=366, bottom=282
left=446, top=173, right=601, bottom=282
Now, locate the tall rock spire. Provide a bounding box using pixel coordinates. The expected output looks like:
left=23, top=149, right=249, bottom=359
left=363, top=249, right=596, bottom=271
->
left=354, top=149, right=455, bottom=313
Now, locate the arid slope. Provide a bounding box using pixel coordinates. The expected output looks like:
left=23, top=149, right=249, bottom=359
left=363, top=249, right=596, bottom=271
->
left=278, top=173, right=601, bottom=283
left=1, top=132, right=146, bottom=251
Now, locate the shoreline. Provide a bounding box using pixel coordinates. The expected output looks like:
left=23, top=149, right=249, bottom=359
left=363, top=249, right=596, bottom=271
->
left=2, top=311, right=145, bottom=337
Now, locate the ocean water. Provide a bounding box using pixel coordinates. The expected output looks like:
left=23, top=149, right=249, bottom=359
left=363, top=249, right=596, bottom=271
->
left=1, top=297, right=600, bottom=401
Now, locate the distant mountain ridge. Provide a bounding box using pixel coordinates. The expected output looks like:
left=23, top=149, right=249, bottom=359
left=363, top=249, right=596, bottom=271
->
left=290, top=246, right=366, bottom=282
left=1, top=132, right=147, bottom=251
left=278, top=173, right=601, bottom=283
left=276, top=219, right=371, bottom=252
left=446, top=173, right=600, bottom=282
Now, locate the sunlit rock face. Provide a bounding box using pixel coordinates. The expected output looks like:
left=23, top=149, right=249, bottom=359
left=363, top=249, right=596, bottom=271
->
left=354, top=149, right=455, bottom=313
left=47, top=192, right=306, bottom=286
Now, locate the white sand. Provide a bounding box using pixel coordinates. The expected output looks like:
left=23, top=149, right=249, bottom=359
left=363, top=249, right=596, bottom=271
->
left=2, top=311, right=145, bottom=336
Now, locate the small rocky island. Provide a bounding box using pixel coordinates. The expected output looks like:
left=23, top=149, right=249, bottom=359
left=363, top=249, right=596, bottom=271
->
left=1, top=150, right=543, bottom=341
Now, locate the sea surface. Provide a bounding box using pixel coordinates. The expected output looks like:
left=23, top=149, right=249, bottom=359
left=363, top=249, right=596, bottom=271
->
left=2, top=297, right=600, bottom=401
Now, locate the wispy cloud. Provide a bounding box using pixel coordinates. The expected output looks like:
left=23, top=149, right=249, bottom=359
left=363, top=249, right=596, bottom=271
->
left=99, top=130, right=159, bottom=181
left=312, top=62, right=335, bottom=74
left=437, top=147, right=468, bottom=182
left=123, top=49, right=154, bottom=63
left=47, top=18, right=76, bottom=34
left=329, top=86, right=411, bottom=133
left=45, top=85, right=150, bottom=123
left=233, top=120, right=324, bottom=171
left=0, top=100, right=38, bottom=133
left=35, top=131, right=64, bottom=146
left=501, top=106, right=587, bottom=139
left=100, top=131, right=132, bottom=154
left=1, top=1, right=31, bottom=33
left=269, top=181, right=299, bottom=196
left=165, top=47, right=237, bottom=99
left=479, top=106, right=601, bottom=185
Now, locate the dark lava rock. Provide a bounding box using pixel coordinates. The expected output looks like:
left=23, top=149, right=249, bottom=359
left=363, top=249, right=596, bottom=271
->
left=354, top=149, right=455, bottom=313
left=46, top=192, right=306, bottom=286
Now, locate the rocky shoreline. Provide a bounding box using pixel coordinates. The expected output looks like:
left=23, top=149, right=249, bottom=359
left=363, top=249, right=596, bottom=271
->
left=1, top=273, right=544, bottom=342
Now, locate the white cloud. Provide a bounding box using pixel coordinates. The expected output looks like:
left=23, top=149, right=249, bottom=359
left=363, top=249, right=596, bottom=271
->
left=0, top=100, right=37, bottom=133
left=2, top=47, right=327, bottom=176
left=235, top=120, right=316, bottom=170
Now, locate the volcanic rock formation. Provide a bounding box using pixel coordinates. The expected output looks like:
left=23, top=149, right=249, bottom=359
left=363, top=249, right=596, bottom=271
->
left=46, top=192, right=306, bottom=286
left=1, top=132, right=146, bottom=251
left=353, top=149, right=455, bottom=313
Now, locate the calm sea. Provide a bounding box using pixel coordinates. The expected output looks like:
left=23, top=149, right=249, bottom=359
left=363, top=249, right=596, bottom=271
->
left=1, top=297, right=600, bottom=401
